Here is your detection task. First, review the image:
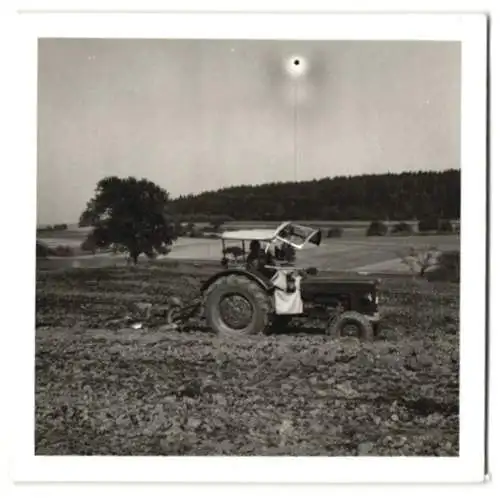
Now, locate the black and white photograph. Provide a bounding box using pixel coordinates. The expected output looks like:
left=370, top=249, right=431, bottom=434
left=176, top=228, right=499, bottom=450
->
left=4, top=10, right=488, bottom=486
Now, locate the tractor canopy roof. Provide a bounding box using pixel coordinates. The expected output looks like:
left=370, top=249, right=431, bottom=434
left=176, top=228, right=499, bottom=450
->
left=220, top=222, right=322, bottom=250
left=220, top=229, right=277, bottom=242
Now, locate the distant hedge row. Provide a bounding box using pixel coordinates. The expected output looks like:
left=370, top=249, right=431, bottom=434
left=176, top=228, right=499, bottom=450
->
left=36, top=241, right=75, bottom=258
left=38, top=223, right=68, bottom=232
left=319, top=219, right=458, bottom=239
left=166, top=217, right=459, bottom=240
left=365, top=218, right=458, bottom=237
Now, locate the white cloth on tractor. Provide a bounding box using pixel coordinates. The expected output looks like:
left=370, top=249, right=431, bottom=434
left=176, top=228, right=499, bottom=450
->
left=271, top=270, right=304, bottom=315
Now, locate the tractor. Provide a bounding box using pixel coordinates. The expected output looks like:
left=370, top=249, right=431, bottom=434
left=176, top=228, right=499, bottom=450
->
left=165, top=222, right=381, bottom=339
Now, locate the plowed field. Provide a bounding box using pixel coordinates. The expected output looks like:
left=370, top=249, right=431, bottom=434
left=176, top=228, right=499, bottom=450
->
left=35, top=264, right=459, bottom=456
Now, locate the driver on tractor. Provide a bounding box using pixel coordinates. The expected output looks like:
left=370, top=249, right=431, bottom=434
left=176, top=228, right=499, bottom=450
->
left=246, top=240, right=275, bottom=278
left=246, top=240, right=261, bottom=268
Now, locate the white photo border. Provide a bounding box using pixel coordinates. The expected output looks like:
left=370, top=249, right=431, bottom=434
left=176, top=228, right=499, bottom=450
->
left=5, top=11, right=488, bottom=484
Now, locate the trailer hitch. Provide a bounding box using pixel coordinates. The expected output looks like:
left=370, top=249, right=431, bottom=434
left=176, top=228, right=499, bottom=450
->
left=165, top=295, right=203, bottom=327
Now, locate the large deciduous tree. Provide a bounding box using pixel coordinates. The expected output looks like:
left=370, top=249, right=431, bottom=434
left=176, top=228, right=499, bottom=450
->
left=79, top=176, right=177, bottom=264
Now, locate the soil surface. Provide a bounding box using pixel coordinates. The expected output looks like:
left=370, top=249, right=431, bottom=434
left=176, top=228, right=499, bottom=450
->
left=35, top=265, right=459, bottom=456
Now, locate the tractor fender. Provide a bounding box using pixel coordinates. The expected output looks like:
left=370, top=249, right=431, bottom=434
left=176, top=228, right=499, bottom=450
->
left=200, top=268, right=274, bottom=294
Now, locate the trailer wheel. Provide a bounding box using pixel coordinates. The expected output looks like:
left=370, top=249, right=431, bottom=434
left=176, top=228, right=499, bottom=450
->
left=327, top=311, right=374, bottom=341
left=204, top=274, right=272, bottom=336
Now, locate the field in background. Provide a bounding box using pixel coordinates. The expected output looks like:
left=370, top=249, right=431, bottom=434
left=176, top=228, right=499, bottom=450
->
left=37, top=229, right=460, bottom=275
left=220, top=220, right=460, bottom=230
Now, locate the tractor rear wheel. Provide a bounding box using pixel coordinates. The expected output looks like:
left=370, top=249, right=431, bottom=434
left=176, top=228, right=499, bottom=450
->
left=204, top=274, right=272, bottom=336
left=327, top=311, right=374, bottom=341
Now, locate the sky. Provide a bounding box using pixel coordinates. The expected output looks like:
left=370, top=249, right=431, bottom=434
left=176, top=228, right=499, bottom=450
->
left=37, top=39, right=461, bottom=225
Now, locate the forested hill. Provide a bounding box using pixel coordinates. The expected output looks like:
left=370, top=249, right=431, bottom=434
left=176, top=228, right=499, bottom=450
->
left=170, top=169, right=460, bottom=221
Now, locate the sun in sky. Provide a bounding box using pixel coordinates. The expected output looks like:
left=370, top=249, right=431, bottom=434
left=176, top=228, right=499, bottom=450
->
left=285, top=55, right=308, bottom=79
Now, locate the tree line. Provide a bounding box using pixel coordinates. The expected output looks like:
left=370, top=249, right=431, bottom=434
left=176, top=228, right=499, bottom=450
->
left=169, top=169, right=460, bottom=222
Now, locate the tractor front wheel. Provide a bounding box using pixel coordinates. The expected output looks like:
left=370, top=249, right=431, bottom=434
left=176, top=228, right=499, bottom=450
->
left=204, top=275, right=272, bottom=336
left=327, top=311, right=374, bottom=341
